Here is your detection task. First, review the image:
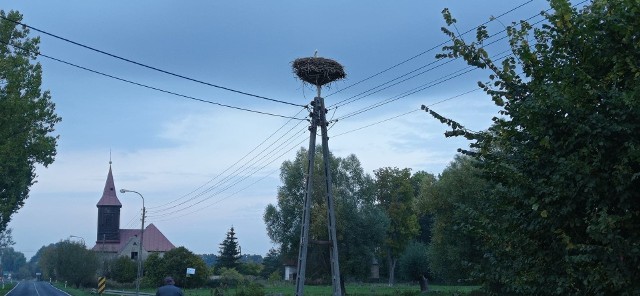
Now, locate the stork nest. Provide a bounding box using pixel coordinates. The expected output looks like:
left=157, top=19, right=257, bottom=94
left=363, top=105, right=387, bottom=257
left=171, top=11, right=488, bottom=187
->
left=292, top=57, right=346, bottom=87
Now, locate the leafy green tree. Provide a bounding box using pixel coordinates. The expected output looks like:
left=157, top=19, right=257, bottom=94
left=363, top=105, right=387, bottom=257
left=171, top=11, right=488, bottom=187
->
left=418, top=156, right=485, bottom=284
left=0, top=228, right=14, bottom=248
left=424, top=1, right=640, bottom=294
left=411, top=172, right=437, bottom=245
left=37, top=240, right=98, bottom=288
left=237, top=262, right=262, bottom=277
left=144, top=247, right=208, bottom=288
left=398, top=241, right=430, bottom=292
left=199, top=253, right=218, bottom=267
left=217, top=227, right=241, bottom=270
left=34, top=244, right=56, bottom=280
left=0, top=247, right=26, bottom=274
left=142, top=252, right=164, bottom=287
left=0, top=10, right=61, bottom=233
left=264, top=148, right=386, bottom=280
left=110, top=256, right=136, bottom=283
left=259, top=248, right=281, bottom=279
left=374, top=167, right=419, bottom=286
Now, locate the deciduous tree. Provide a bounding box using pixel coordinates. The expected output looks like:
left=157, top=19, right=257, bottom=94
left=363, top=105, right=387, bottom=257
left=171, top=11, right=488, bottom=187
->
left=423, top=0, right=640, bottom=294
left=398, top=241, right=430, bottom=292
left=264, top=148, right=386, bottom=280
left=38, top=240, right=98, bottom=288
left=110, top=256, right=136, bottom=283
left=161, top=247, right=208, bottom=288
left=374, top=167, right=419, bottom=286
left=0, top=10, right=61, bottom=232
left=0, top=246, right=26, bottom=278
left=418, top=155, right=484, bottom=284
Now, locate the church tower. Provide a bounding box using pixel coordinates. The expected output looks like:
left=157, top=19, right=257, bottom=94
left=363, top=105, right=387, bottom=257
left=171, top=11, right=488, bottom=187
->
left=96, top=163, right=122, bottom=244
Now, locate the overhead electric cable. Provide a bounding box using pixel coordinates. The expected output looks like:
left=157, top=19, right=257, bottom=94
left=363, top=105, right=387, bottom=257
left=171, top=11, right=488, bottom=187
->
left=330, top=32, right=511, bottom=110
left=335, top=65, right=479, bottom=122
left=333, top=88, right=481, bottom=138
left=146, top=108, right=308, bottom=210
left=0, top=15, right=306, bottom=108
left=324, top=0, right=534, bottom=99
left=145, top=0, right=591, bottom=221
left=0, top=39, right=306, bottom=120
left=147, top=122, right=309, bottom=215
left=147, top=134, right=309, bottom=220
left=147, top=126, right=308, bottom=216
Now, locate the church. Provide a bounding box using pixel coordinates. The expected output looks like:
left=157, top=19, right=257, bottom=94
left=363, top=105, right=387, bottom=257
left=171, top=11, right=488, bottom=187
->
left=91, top=163, right=175, bottom=260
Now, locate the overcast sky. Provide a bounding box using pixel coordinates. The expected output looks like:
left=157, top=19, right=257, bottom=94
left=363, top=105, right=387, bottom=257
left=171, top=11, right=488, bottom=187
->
left=3, top=0, right=566, bottom=258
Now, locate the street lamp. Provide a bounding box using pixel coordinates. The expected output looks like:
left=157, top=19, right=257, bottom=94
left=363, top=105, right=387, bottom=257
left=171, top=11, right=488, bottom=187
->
left=120, top=188, right=145, bottom=296
left=69, top=235, right=86, bottom=246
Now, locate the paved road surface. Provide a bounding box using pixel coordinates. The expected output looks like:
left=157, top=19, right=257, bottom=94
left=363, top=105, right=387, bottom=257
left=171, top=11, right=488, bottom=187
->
left=5, top=281, right=70, bottom=296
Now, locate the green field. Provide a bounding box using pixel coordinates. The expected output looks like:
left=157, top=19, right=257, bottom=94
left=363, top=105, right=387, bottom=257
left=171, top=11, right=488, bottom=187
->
left=55, top=282, right=479, bottom=296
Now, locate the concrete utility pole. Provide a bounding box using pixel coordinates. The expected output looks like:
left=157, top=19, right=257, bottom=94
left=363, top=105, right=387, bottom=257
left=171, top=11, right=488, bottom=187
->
left=292, top=55, right=346, bottom=296
left=120, top=189, right=145, bottom=296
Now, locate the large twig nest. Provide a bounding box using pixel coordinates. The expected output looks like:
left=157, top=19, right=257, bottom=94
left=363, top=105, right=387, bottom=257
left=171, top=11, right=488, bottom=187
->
left=292, top=57, right=346, bottom=87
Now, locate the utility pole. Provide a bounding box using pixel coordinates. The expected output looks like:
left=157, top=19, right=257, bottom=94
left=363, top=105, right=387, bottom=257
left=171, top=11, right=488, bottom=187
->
left=120, top=189, right=145, bottom=296
left=292, top=54, right=345, bottom=296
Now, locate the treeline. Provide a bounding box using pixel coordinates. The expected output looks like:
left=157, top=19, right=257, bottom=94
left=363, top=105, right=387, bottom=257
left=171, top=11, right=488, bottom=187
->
left=263, top=147, right=485, bottom=287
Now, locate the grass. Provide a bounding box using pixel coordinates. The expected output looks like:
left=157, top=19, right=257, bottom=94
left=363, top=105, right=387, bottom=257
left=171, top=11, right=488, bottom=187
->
left=1, top=282, right=17, bottom=294
left=182, top=282, right=479, bottom=296
left=53, top=281, right=480, bottom=296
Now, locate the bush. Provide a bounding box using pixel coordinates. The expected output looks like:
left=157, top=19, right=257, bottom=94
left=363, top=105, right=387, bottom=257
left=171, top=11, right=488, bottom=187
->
left=219, top=268, right=245, bottom=288
left=236, top=282, right=265, bottom=296
left=398, top=241, right=430, bottom=282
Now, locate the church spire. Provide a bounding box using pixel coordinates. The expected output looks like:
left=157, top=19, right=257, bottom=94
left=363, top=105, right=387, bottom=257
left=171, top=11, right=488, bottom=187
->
left=97, top=163, right=122, bottom=207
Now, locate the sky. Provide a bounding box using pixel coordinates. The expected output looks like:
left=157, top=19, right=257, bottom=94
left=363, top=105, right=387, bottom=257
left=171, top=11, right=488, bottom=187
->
left=2, top=0, right=561, bottom=259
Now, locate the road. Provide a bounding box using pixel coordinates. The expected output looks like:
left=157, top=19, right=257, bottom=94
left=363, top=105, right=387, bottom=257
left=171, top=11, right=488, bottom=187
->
left=5, top=281, right=70, bottom=296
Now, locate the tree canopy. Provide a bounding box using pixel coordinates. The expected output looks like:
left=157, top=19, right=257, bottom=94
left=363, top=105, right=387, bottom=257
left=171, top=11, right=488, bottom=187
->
left=144, top=247, right=208, bottom=288
left=374, top=167, right=419, bottom=286
left=417, top=155, right=485, bottom=284
left=264, top=147, right=387, bottom=280
left=38, top=240, right=98, bottom=288
left=0, top=10, right=61, bottom=232
left=423, top=0, right=640, bottom=294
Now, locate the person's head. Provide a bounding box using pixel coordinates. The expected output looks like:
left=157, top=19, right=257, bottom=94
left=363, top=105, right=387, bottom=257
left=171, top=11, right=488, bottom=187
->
left=164, top=276, right=175, bottom=286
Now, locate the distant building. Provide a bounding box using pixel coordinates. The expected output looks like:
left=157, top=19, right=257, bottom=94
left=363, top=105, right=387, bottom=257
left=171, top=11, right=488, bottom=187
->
left=91, top=164, right=175, bottom=260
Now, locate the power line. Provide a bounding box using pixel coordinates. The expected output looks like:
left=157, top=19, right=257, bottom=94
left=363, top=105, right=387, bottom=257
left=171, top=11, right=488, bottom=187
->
left=147, top=121, right=309, bottom=215
left=331, top=9, right=555, bottom=123
left=142, top=0, right=592, bottom=222
left=324, top=0, right=535, bottom=100
left=335, top=48, right=512, bottom=122
left=333, top=88, right=481, bottom=138
left=0, top=15, right=306, bottom=108
left=147, top=133, right=309, bottom=221
left=146, top=108, right=308, bottom=210
left=0, top=39, right=306, bottom=120
left=329, top=29, right=512, bottom=110
left=140, top=1, right=530, bottom=217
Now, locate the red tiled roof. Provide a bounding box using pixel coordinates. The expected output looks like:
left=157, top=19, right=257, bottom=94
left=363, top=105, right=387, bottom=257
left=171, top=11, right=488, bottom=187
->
left=92, top=223, right=174, bottom=253
left=96, top=165, right=122, bottom=207
left=143, top=223, right=175, bottom=252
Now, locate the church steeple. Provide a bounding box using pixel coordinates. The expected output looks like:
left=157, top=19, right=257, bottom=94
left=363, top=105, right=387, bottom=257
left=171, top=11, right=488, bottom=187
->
left=96, top=163, right=122, bottom=207
left=96, top=163, right=122, bottom=243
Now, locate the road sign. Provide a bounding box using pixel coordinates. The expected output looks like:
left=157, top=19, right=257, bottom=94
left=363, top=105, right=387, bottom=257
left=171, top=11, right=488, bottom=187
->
left=98, top=276, right=106, bottom=294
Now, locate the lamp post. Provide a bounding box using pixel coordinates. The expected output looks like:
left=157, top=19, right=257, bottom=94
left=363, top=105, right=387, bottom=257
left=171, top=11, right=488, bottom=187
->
left=120, top=189, right=145, bottom=296
left=69, top=235, right=86, bottom=246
